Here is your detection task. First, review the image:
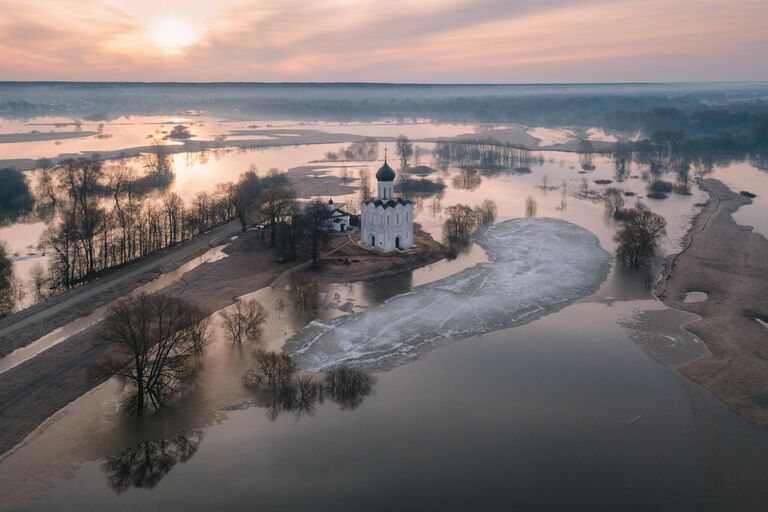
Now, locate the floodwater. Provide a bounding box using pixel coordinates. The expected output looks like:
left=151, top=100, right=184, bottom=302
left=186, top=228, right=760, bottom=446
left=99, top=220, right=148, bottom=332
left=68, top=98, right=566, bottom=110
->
left=711, top=162, right=768, bottom=239
left=2, top=117, right=768, bottom=510
left=0, top=245, right=227, bottom=375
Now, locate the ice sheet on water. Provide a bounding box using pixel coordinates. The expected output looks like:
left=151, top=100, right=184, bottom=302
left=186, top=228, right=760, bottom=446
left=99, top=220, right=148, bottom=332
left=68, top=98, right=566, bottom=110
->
left=284, top=218, right=610, bottom=372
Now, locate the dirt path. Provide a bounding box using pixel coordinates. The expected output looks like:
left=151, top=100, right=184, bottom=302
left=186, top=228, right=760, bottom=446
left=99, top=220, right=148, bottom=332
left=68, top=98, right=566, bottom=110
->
left=0, top=221, right=242, bottom=357
left=657, top=179, right=768, bottom=428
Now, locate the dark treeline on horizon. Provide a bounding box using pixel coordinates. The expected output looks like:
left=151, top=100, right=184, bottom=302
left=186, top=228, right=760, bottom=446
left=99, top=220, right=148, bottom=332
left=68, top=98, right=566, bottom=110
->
left=1, top=82, right=767, bottom=129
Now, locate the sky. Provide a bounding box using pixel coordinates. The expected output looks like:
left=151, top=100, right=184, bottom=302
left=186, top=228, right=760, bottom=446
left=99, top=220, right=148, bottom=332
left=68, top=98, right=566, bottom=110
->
left=0, top=0, right=766, bottom=83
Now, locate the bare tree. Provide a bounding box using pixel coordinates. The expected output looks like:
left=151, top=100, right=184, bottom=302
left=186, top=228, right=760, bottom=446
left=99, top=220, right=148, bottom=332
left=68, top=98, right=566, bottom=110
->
left=259, top=186, right=297, bottom=247
left=613, top=144, right=631, bottom=181
left=219, top=298, right=268, bottom=343
left=395, top=135, right=413, bottom=170
left=604, top=188, right=625, bottom=217
left=142, top=141, right=174, bottom=188
left=28, top=262, right=47, bottom=304
left=289, top=273, right=319, bottom=311
left=452, top=169, right=482, bottom=191
left=0, top=241, right=15, bottom=316
left=442, top=204, right=477, bottom=243
left=578, top=139, right=595, bottom=170
left=103, top=293, right=209, bottom=413
left=189, top=315, right=212, bottom=355
left=221, top=170, right=264, bottom=233
left=301, top=199, right=332, bottom=268
left=247, top=349, right=297, bottom=391
left=525, top=196, right=538, bottom=217
left=614, top=205, right=667, bottom=267
left=34, top=158, right=57, bottom=216
left=474, top=199, right=498, bottom=225
left=358, top=168, right=373, bottom=203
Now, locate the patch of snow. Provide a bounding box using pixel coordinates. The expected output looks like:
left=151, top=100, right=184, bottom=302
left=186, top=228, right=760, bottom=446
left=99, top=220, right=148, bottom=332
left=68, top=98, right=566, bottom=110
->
left=10, top=253, right=45, bottom=262
left=285, top=218, right=610, bottom=372
left=684, top=291, right=708, bottom=304
left=222, top=400, right=252, bottom=411
left=527, top=127, right=575, bottom=147
left=586, top=127, right=619, bottom=143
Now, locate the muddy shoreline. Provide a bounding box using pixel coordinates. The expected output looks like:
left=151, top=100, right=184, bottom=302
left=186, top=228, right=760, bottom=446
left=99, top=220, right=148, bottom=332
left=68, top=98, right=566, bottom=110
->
left=656, top=178, right=768, bottom=428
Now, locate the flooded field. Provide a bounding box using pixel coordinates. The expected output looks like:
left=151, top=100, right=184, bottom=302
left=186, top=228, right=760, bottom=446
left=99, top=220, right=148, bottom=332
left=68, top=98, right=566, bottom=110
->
left=2, top=112, right=768, bottom=511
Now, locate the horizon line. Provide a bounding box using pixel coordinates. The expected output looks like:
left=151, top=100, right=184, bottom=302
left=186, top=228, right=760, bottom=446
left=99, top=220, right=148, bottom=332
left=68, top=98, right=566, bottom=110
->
left=1, top=80, right=767, bottom=87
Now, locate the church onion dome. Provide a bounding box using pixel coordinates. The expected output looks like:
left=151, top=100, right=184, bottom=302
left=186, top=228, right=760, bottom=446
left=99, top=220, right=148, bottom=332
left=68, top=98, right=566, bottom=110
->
left=375, top=160, right=396, bottom=181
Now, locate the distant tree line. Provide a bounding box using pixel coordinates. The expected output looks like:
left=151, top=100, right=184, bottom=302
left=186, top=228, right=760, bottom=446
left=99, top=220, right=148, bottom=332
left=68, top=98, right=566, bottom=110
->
left=433, top=140, right=544, bottom=172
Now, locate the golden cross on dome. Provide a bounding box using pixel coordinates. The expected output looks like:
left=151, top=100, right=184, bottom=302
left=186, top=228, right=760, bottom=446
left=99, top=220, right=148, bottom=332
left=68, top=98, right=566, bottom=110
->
left=384, top=148, right=387, bottom=162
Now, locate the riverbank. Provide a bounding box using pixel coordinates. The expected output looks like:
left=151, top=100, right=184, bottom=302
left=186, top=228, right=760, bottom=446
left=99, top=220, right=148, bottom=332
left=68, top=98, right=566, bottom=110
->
left=656, top=178, right=768, bottom=429
left=0, top=226, right=445, bottom=456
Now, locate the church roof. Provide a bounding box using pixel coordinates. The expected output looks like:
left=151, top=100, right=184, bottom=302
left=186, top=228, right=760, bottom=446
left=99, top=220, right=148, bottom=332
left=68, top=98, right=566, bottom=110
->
left=363, top=197, right=412, bottom=209
left=375, top=156, right=396, bottom=182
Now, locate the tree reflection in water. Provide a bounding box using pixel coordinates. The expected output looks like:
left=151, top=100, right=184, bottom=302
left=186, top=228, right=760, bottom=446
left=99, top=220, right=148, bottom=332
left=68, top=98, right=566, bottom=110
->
left=102, top=428, right=204, bottom=493
left=245, top=358, right=377, bottom=421
left=102, top=366, right=375, bottom=492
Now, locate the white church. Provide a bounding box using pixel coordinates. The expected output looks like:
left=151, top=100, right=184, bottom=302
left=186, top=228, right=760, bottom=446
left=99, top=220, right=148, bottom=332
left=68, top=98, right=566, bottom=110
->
left=361, top=151, right=414, bottom=252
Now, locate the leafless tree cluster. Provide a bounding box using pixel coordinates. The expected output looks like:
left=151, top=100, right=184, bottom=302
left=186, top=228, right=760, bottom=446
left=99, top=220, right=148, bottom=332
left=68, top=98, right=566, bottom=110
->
left=433, top=140, right=542, bottom=171
left=442, top=199, right=498, bottom=246
left=451, top=168, right=482, bottom=191
left=442, top=204, right=477, bottom=245
left=247, top=349, right=297, bottom=390
left=474, top=199, right=498, bottom=225
left=219, top=167, right=285, bottom=233
left=102, top=293, right=210, bottom=413
left=603, top=187, right=625, bottom=217
left=259, top=185, right=297, bottom=247
left=269, top=196, right=334, bottom=264
left=324, top=138, right=378, bottom=161
left=614, top=205, right=667, bottom=267
left=243, top=350, right=376, bottom=420
left=219, top=298, right=268, bottom=343
left=37, top=153, right=288, bottom=293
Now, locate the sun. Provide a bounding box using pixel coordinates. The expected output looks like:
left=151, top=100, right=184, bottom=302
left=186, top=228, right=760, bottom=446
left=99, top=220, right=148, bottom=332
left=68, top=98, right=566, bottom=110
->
left=150, top=18, right=200, bottom=54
